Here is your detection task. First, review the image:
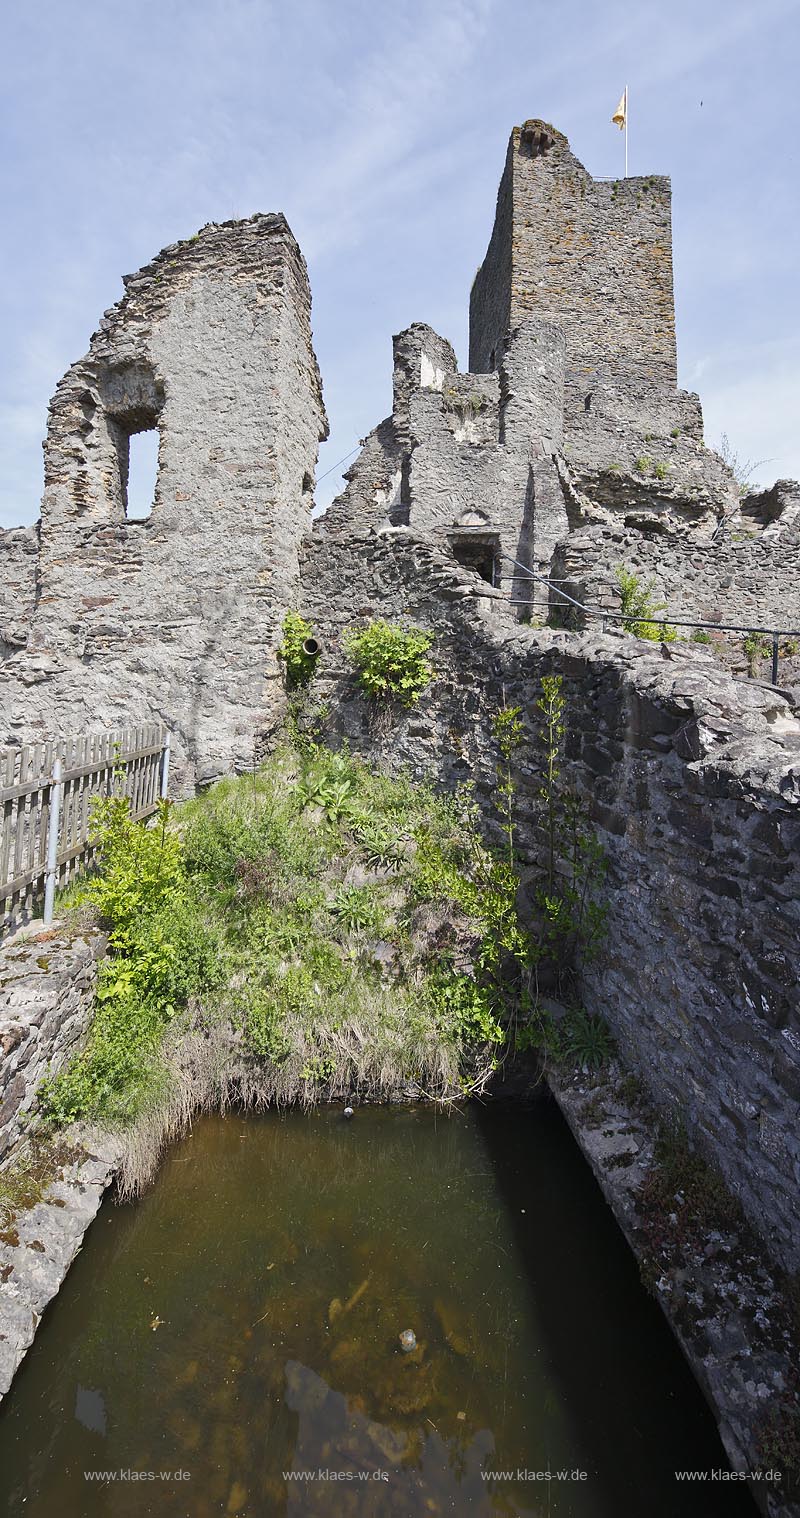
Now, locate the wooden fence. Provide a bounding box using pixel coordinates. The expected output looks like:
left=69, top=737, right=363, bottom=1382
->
left=0, top=723, right=170, bottom=935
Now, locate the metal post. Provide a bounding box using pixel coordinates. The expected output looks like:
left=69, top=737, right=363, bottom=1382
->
left=43, top=757, right=63, bottom=927
left=159, top=731, right=171, bottom=800
left=771, top=633, right=780, bottom=686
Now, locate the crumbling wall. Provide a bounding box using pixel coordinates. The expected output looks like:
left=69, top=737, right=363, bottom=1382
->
left=0, top=215, right=328, bottom=789
left=321, top=318, right=568, bottom=585
left=0, top=527, right=38, bottom=661
left=299, top=524, right=800, bottom=1271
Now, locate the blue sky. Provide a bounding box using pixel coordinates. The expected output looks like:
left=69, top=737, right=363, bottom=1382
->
left=1, top=0, right=798, bottom=526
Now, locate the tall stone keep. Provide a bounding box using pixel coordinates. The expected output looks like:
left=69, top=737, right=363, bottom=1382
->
left=0, top=214, right=328, bottom=787
left=469, top=120, right=681, bottom=451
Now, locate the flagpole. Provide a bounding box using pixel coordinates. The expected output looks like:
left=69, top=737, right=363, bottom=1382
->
left=625, top=85, right=628, bottom=177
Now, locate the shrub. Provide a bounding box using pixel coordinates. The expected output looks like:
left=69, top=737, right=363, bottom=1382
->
left=634, top=456, right=652, bottom=475
left=653, top=460, right=669, bottom=480
left=277, top=610, right=318, bottom=688
left=343, top=619, right=433, bottom=707
left=616, top=567, right=677, bottom=642
left=38, top=796, right=223, bottom=1127
left=691, top=628, right=712, bottom=644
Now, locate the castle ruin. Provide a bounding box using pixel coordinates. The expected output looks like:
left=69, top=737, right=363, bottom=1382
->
left=0, top=120, right=799, bottom=1291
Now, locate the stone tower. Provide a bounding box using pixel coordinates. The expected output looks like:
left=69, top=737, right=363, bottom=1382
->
left=469, top=119, right=688, bottom=454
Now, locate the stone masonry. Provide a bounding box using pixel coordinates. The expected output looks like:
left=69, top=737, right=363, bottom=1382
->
left=301, top=524, right=800, bottom=1273
left=0, top=114, right=797, bottom=1290
left=0, top=924, right=105, bottom=1159
left=0, top=214, right=328, bottom=790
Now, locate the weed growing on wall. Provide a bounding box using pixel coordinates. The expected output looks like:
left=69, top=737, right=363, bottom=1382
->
left=488, top=677, right=609, bottom=1059
left=743, top=631, right=771, bottom=676
left=277, top=610, right=319, bottom=688
left=616, top=567, right=677, bottom=642
left=491, top=704, right=523, bottom=868
left=343, top=619, right=433, bottom=707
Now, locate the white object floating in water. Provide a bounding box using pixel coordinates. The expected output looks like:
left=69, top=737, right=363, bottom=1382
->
left=399, top=1329, right=417, bottom=1353
left=344, top=1106, right=354, bottom=1119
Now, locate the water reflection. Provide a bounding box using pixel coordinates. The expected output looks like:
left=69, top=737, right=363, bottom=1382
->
left=0, top=1101, right=757, bottom=1516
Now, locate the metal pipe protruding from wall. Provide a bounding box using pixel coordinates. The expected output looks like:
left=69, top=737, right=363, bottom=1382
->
left=302, top=637, right=322, bottom=659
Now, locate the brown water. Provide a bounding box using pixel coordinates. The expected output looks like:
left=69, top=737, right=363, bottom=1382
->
left=0, top=1098, right=757, bottom=1517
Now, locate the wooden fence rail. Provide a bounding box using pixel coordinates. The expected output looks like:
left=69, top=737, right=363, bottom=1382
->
left=0, top=723, right=170, bottom=935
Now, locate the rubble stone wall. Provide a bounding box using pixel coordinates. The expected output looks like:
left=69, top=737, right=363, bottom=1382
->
left=0, top=926, right=105, bottom=1160
left=0, top=528, right=38, bottom=661
left=301, top=524, right=800, bottom=1270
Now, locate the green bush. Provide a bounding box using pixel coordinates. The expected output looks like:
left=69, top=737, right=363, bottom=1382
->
left=343, top=619, right=433, bottom=706
left=38, top=796, right=223, bottom=1127
left=616, top=567, right=677, bottom=642
left=277, top=610, right=319, bottom=688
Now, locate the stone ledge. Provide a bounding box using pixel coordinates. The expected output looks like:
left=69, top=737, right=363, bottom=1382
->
left=0, top=1125, right=121, bottom=1401
left=548, top=1061, right=800, bottom=1518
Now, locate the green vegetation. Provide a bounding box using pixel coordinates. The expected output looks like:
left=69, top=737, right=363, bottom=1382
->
left=653, top=460, right=669, bottom=480
left=0, top=1135, right=82, bottom=1240
left=531, top=675, right=607, bottom=970
left=639, top=1121, right=741, bottom=1262
left=690, top=627, right=712, bottom=644
left=38, top=796, right=223, bottom=1128
left=277, top=610, right=319, bottom=688
left=343, top=619, right=433, bottom=707
left=634, top=455, right=652, bottom=475
left=491, top=704, right=523, bottom=868
left=743, top=631, right=771, bottom=676
left=756, top=1401, right=800, bottom=1497
left=616, top=567, right=677, bottom=642
left=491, top=676, right=608, bottom=1058
left=558, top=1008, right=613, bottom=1069
left=34, top=667, right=612, bottom=1185
left=38, top=740, right=536, bottom=1184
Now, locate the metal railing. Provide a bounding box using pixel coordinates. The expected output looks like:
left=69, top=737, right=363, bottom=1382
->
left=0, top=723, right=170, bottom=936
left=502, top=558, right=800, bottom=687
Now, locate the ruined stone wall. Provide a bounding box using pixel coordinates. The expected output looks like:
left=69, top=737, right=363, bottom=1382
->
left=551, top=520, right=800, bottom=646
left=0, top=527, right=38, bottom=661
left=0, top=926, right=105, bottom=1160
left=321, top=318, right=568, bottom=585
left=0, top=215, right=327, bottom=790
left=300, top=526, right=800, bottom=1270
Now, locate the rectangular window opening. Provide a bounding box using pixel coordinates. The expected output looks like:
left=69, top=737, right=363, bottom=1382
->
left=450, top=537, right=498, bottom=585
left=125, top=428, right=160, bottom=520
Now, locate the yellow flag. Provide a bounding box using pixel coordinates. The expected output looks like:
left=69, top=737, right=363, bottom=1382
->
left=612, top=88, right=627, bottom=129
